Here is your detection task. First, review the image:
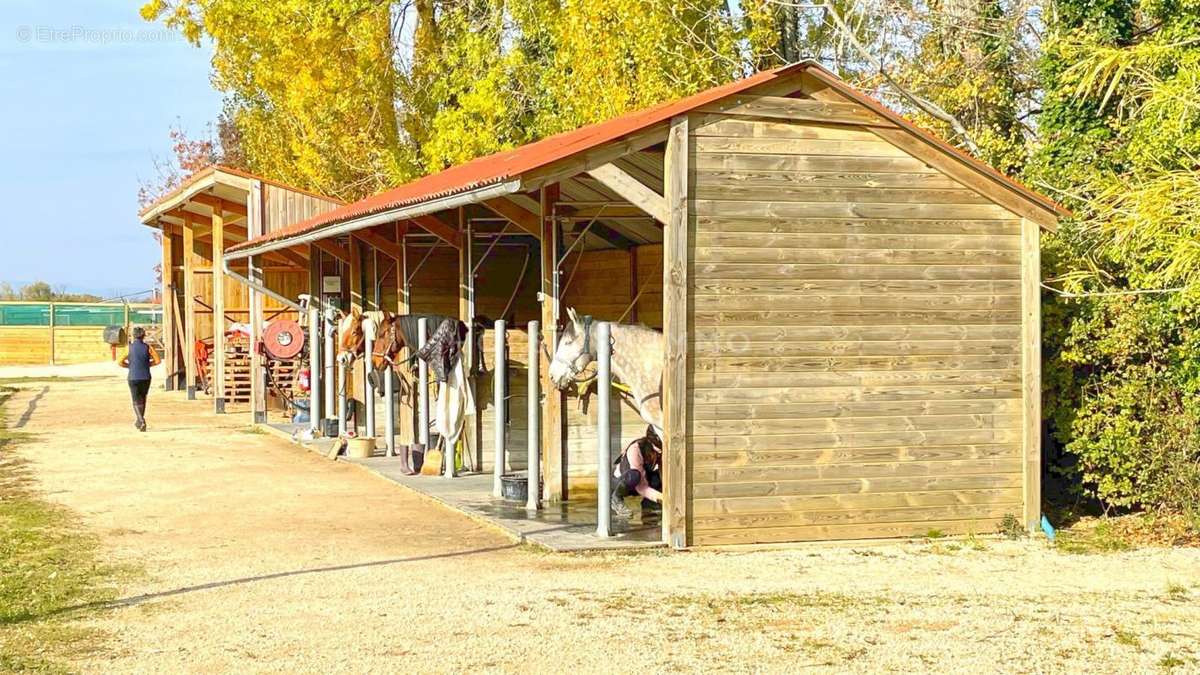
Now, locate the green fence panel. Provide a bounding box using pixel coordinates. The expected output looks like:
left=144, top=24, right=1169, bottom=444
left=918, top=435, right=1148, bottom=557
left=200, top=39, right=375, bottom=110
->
left=0, top=304, right=50, bottom=326
left=52, top=304, right=125, bottom=327
left=0, top=303, right=161, bottom=327
left=129, top=308, right=161, bottom=325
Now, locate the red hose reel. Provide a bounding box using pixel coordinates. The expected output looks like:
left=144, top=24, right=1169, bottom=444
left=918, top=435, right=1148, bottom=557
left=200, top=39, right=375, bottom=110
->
left=262, top=319, right=306, bottom=360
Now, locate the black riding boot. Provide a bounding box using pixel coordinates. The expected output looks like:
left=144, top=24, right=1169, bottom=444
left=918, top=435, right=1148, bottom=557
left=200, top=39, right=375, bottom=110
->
left=610, top=470, right=639, bottom=519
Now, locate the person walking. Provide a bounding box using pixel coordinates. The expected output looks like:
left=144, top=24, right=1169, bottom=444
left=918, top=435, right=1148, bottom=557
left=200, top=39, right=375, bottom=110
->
left=119, top=326, right=160, bottom=431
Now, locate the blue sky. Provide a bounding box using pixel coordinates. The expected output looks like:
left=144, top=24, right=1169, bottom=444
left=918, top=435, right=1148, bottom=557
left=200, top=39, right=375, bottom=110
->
left=0, top=1, right=220, bottom=298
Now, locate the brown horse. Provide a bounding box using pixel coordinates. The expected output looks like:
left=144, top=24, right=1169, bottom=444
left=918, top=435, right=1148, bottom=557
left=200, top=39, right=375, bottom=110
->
left=337, top=308, right=407, bottom=371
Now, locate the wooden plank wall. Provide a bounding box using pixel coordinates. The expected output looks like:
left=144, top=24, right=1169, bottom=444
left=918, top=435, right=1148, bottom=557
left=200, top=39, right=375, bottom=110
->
left=560, top=244, right=663, bottom=330
left=0, top=327, right=51, bottom=365
left=0, top=327, right=144, bottom=365
left=191, top=268, right=304, bottom=342
left=263, top=184, right=342, bottom=234
left=687, top=113, right=1026, bottom=546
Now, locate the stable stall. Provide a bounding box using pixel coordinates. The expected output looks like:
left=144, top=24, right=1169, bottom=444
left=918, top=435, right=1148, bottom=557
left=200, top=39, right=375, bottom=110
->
left=138, top=166, right=342, bottom=418
left=222, top=60, right=1066, bottom=548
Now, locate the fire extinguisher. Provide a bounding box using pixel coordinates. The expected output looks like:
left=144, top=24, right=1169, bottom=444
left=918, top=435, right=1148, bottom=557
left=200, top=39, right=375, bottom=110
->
left=298, top=367, right=311, bottom=393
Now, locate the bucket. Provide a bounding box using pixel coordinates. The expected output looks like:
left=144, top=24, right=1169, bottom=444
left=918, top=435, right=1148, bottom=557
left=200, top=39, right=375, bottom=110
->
left=346, top=437, right=376, bottom=459
left=500, top=472, right=527, bottom=502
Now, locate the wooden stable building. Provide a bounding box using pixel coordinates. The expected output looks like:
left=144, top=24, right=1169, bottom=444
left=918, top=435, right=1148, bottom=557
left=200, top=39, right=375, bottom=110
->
left=222, top=61, right=1065, bottom=548
left=139, top=166, right=342, bottom=412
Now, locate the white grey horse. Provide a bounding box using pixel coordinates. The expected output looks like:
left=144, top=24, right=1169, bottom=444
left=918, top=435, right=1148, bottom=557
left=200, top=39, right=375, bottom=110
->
left=548, top=308, right=664, bottom=435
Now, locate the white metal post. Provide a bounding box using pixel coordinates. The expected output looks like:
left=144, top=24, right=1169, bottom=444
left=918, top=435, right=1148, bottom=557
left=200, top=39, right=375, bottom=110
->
left=596, top=321, right=612, bottom=537
left=364, top=321, right=376, bottom=439
left=324, top=308, right=336, bottom=423
left=526, top=320, right=540, bottom=512
left=338, top=357, right=348, bottom=437
left=308, top=305, right=321, bottom=434
left=384, top=364, right=396, bottom=457
left=492, top=320, right=506, bottom=497
left=418, top=318, right=430, bottom=450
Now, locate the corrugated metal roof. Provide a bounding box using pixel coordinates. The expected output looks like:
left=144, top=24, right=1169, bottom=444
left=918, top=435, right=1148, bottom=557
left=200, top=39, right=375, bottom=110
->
left=228, top=60, right=1066, bottom=254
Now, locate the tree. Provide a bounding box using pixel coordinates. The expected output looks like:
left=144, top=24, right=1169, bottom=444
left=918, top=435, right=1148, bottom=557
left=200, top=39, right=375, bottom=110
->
left=141, top=0, right=410, bottom=201
left=138, top=123, right=219, bottom=209
left=1032, top=0, right=1200, bottom=519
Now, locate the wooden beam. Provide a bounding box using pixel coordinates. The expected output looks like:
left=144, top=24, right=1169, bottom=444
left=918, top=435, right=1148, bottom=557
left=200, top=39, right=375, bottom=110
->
left=349, top=236, right=364, bottom=313
left=481, top=198, right=541, bottom=236
left=211, top=209, right=226, bottom=412
left=272, top=246, right=310, bottom=268
left=662, top=114, right=689, bottom=549
left=521, top=124, right=669, bottom=191
left=183, top=222, right=197, bottom=397
left=459, top=206, right=480, bottom=471
left=1021, top=218, right=1042, bottom=532
left=585, top=163, right=669, bottom=225
left=540, top=183, right=565, bottom=503
left=352, top=228, right=405, bottom=261
left=396, top=224, right=415, bottom=445
left=191, top=193, right=249, bottom=218
left=410, top=215, right=463, bottom=249
left=696, top=94, right=895, bottom=127
left=312, top=239, right=351, bottom=264
left=160, top=227, right=176, bottom=390
left=247, top=179, right=266, bottom=423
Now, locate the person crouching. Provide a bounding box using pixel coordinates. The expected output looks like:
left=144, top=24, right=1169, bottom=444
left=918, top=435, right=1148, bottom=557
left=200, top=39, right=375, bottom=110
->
left=610, top=426, right=663, bottom=518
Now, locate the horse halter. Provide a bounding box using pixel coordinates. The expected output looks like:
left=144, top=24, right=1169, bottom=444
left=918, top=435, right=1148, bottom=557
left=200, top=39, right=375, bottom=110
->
left=557, top=314, right=598, bottom=383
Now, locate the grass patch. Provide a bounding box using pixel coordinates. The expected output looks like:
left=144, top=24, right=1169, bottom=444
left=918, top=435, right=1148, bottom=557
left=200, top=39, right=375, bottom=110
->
left=1054, top=519, right=1134, bottom=555
left=0, top=386, right=127, bottom=673
left=1113, top=628, right=1141, bottom=648
left=1054, top=512, right=1200, bottom=554
left=1159, top=654, right=1187, bottom=669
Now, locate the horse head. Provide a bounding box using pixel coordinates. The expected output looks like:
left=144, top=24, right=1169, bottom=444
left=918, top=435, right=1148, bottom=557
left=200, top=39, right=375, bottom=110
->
left=549, top=307, right=596, bottom=390
left=368, top=311, right=405, bottom=371
left=337, top=307, right=363, bottom=365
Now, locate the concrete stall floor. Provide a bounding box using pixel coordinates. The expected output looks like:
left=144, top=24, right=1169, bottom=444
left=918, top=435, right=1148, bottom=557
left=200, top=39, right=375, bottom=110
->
left=261, top=423, right=664, bottom=552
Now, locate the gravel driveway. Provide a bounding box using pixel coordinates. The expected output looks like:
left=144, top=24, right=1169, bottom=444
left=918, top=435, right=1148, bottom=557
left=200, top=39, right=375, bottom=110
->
left=4, top=373, right=1198, bottom=673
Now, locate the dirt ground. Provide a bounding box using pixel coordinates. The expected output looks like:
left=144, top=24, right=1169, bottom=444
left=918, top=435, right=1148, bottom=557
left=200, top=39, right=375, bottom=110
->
left=3, top=371, right=1199, bottom=673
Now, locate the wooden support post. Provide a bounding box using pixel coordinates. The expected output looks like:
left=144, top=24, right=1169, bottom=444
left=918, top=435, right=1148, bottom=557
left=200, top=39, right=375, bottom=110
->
left=628, top=246, right=639, bottom=324
left=160, top=230, right=176, bottom=390
left=397, top=225, right=415, bottom=445
left=459, top=207, right=479, bottom=471
left=350, top=237, right=364, bottom=314
left=211, top=209, right=226, bottom=413
left=349, top=236, right=364, bottom=432
left=539, top=184, right=565, bottom=503
left=183, top=222, right=197, bottom=399
left=662, top=114, right=690, bottom=549
left=1021, top=218, right=1042, bottom=532
left=248, top=180, right=266, bottom=423
left=47, top=302, right=55, bottom=366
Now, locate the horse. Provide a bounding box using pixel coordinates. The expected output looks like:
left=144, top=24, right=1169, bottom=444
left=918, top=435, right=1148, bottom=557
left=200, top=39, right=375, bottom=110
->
left=337, top=307, right=408, bottom=371
left=548, top=307, right=664, bottom=435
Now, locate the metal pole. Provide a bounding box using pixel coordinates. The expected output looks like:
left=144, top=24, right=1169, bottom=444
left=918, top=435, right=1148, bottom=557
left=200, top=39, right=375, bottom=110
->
left=492, top=320, right=506, bottom=498
left=526, top=320, right=540, bottom=512
left=596, top=321, right=612, bottom=537
left=324, top=310, right=336, bottom=424
left=364, top=321, right=376, bottom=439
left=418, top=318, right=430, bottom=450
left=308, top=305, right=321, bottom=434
left=384, top=363, right=396, bottom=457
left=338, top=356, right=348, bottom=437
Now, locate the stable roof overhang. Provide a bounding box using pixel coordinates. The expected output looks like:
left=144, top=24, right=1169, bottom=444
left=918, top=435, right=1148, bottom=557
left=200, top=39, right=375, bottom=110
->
left=226, top=60, right=1069, bottom=261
